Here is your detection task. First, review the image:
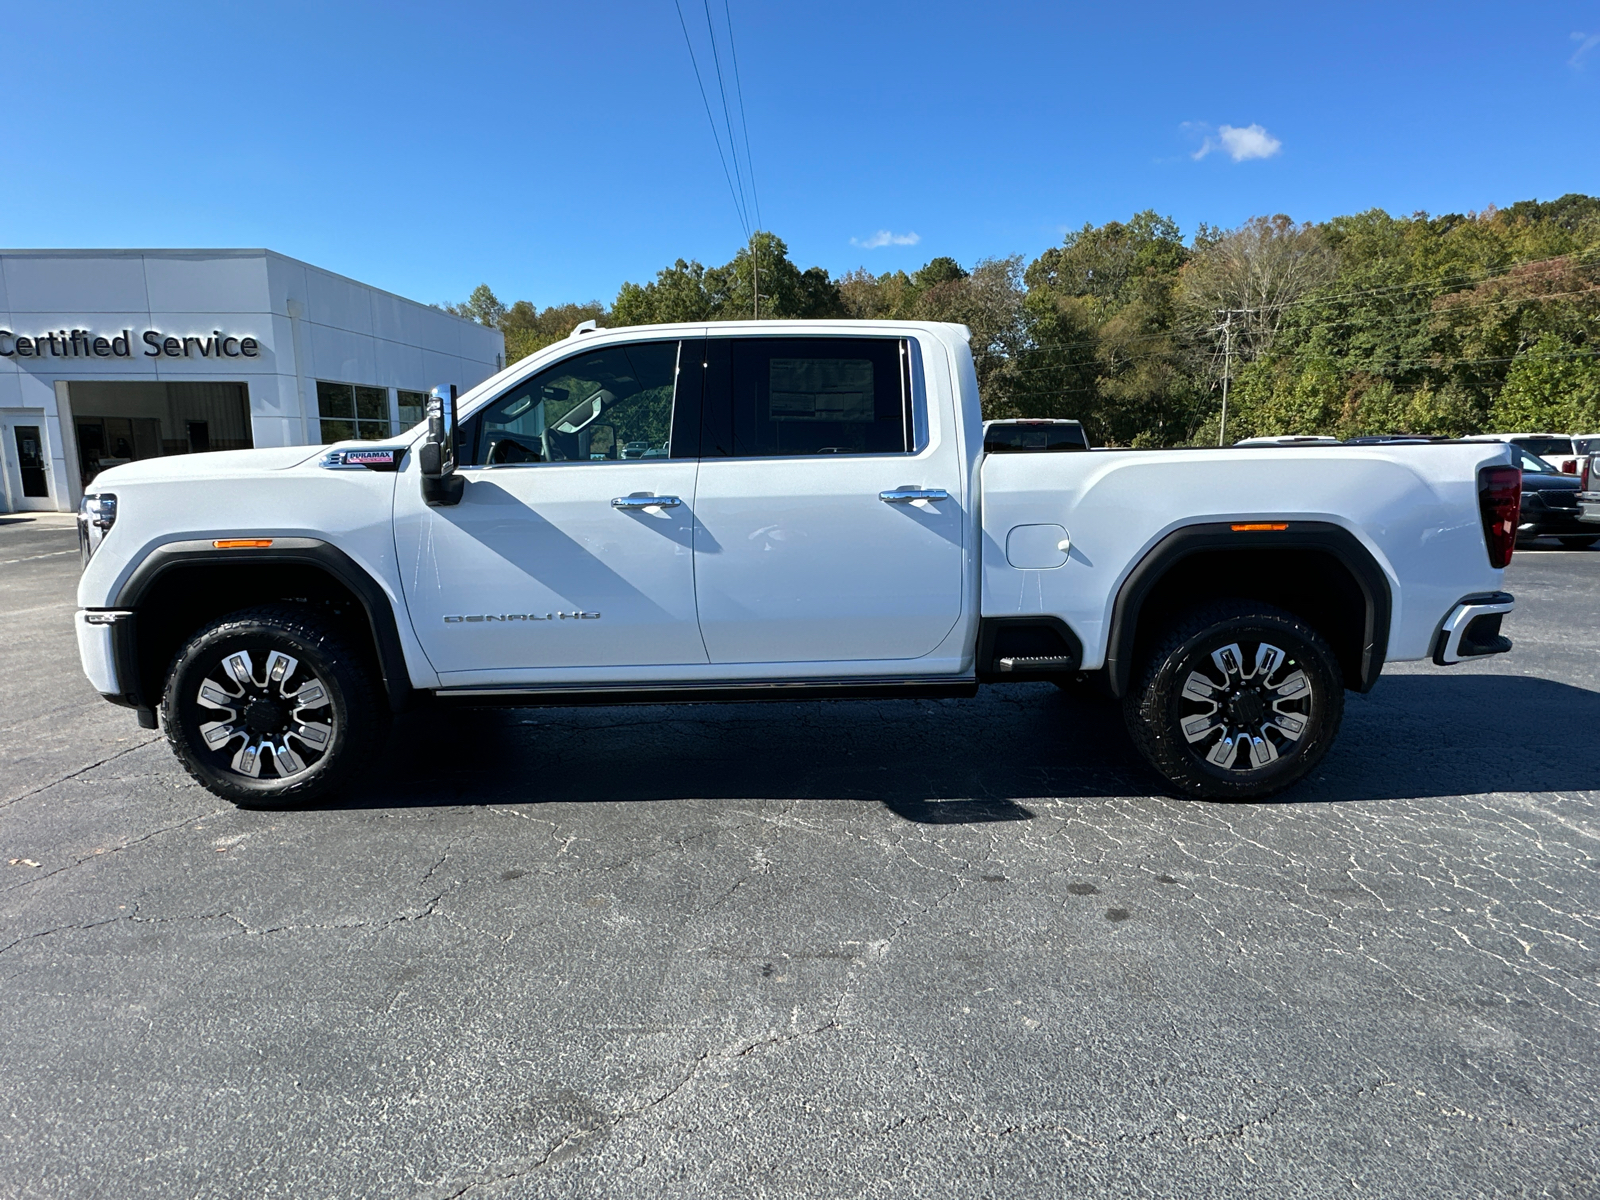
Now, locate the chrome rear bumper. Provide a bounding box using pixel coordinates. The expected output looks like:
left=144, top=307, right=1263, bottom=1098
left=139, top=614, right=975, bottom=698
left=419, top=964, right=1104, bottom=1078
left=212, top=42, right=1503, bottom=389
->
left=1432, top=592, right=1514, bottom=666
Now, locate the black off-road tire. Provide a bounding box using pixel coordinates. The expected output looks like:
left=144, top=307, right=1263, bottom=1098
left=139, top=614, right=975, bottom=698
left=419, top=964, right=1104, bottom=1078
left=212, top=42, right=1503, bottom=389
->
left=1123, top=601, right=1344, bottom=801
left=162, top=605, right=386, bottom=808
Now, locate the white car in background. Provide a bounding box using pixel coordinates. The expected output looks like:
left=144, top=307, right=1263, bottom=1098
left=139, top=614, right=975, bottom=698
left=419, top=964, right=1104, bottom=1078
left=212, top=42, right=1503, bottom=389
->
left=1464, top=433, right=1595, bottom=476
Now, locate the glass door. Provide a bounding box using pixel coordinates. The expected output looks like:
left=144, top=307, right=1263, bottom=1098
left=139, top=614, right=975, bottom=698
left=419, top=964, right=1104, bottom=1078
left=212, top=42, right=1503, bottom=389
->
left=1, top=420, right=54, bottom=511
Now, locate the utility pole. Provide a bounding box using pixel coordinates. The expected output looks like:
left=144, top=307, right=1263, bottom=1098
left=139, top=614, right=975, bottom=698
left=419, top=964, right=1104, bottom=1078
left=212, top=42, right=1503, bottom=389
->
left=1218, top=310, right=1234, bottom=447
left=1214, top=307, right=1256, bottom=446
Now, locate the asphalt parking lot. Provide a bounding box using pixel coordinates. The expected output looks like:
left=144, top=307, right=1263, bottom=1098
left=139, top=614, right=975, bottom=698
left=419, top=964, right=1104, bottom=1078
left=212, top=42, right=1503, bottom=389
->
left=1, top=513, right=1596, bottom=1199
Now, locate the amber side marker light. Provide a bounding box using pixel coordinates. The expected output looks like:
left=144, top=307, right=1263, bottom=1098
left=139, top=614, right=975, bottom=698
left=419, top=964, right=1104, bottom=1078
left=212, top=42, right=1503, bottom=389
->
left=1231, top=523, right=1289, bottom=532
left=213, top=539, right=274, bottom=549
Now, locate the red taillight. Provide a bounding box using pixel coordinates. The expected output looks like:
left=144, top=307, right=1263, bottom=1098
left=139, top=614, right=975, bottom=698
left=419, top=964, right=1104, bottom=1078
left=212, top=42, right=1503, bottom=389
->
left=1478, top=465, right=1521, bottom=568
left=1562, top=459, right=1579, bottom=475
left=1583, top=458, right=1593, bottom=491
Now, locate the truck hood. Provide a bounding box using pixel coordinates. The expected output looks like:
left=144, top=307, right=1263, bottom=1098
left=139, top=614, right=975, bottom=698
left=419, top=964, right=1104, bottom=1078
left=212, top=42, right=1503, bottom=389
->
left=1520, top=472, right=1580, bottom=493
left=87, top=445, right=325, bottom=487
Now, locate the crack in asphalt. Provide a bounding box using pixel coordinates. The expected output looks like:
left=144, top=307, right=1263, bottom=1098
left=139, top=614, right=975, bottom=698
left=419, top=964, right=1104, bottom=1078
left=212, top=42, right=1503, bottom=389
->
left=0, top=809, right=224, bottom=899
left=434, top=1019, right=843, bottom=1197
left=0, top=736, right=162, bottom=810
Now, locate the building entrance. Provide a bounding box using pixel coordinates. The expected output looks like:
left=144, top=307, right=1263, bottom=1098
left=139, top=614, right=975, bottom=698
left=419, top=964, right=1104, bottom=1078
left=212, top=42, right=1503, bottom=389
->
left=0, top=416, right=55, bottom=511
left=68, top=382, right=252, bottom=488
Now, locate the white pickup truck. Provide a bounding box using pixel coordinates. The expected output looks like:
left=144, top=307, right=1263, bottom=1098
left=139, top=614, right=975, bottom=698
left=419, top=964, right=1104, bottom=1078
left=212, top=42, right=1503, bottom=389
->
left=74, top=320, right=1522, bottom=806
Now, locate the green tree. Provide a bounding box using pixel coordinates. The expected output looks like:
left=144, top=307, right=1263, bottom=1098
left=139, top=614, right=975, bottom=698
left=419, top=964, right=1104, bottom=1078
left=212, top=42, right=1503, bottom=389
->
left=501, top=300, right=608, bottom=363
left=1027, top=211, right=1187, bottom=313
left=1181, top=215, right=1336, bottom=368
left=443, top=283, right=508, bottom=328
left=613, top=232, right=845, bottom=325
left=1491, top=334, right=1600, bottom=431
left=444, top=196, right=1600, bottom=448
left=613, top=259, right=715, bottom=325
left=1013, top=211, right=1197, bottom=443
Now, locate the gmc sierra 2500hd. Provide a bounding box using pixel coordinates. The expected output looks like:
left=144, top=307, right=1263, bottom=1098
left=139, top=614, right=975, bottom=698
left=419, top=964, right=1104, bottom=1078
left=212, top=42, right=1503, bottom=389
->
left=75, top=320, right=1522, bottom=805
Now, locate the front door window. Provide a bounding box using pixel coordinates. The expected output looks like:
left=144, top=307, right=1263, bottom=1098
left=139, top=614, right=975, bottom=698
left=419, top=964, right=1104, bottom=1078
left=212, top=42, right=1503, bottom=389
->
left=469, top=341, right=679, bottom=465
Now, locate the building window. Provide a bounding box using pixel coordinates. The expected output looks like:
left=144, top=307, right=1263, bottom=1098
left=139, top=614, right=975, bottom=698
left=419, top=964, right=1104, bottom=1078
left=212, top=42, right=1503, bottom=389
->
left=397, top=390, right=429, bottom=431
left=317, top=381, right=391, bottom=442
left=69, top=381, right=253, bottom=487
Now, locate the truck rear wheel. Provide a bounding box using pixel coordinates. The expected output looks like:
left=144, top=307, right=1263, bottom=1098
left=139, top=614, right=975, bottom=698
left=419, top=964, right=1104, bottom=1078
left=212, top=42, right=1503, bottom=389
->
left=161, top=605, right=385, bottom=808
left=1124, top=601, right=1343, bottom=800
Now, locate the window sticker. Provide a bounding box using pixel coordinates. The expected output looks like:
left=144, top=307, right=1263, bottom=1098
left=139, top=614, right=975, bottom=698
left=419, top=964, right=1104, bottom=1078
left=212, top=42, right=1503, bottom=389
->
left=768, top=358, right=874, bottom=423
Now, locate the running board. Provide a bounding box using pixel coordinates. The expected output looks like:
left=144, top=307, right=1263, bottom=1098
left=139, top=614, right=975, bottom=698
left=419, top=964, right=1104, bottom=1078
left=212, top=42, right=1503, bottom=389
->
left=428, top=676, right=980, bottom=708
left=997, top=654, right=1077, bottom=672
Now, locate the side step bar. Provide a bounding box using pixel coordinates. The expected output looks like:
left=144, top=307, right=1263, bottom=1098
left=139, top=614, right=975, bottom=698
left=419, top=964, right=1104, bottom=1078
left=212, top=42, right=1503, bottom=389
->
left=428, top=676, right=980, bottom=708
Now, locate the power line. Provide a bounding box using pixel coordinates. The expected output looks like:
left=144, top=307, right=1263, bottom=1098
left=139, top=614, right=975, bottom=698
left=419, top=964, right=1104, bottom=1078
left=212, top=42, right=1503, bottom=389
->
left=672, top=0, right=749, bottom=238
left=673, top=0, right=764, bottom=317
left=699, top=0, right=762, bottom=318
left=702, top=0, right=749, bottom=226
left=722, top=0, right=760, bottom=230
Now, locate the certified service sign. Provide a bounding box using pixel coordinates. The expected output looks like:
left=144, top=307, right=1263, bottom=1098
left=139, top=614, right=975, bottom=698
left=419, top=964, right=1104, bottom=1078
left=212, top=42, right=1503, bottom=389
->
left=0, top=328, right=261, bottom=359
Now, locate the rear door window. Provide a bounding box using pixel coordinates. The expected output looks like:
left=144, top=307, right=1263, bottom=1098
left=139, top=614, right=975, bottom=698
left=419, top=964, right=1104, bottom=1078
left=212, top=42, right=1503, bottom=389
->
left=702, top=336, right=915, bottom=458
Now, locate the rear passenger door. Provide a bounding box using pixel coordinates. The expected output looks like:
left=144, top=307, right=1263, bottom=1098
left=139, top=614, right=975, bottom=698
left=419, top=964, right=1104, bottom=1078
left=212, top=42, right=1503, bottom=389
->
left=689, top=334, right=965, bottom=666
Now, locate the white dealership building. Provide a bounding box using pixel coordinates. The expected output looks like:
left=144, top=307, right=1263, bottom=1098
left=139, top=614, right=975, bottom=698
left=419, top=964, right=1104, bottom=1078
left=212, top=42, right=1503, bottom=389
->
left=0, top=249, right=505, bottom=514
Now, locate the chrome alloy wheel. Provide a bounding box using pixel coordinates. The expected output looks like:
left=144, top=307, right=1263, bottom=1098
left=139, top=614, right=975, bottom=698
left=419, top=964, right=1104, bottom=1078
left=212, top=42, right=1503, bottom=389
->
left=194, top=649, right=335, bottom=779
left=1177, top=640, right=1312, bottom=772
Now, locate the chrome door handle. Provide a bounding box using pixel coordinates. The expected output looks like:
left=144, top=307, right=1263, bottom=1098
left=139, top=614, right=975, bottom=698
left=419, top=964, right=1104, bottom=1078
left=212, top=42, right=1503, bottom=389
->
left=879, top=488, right=950, bottom=503
left=611, top=495, right=682, bottom=509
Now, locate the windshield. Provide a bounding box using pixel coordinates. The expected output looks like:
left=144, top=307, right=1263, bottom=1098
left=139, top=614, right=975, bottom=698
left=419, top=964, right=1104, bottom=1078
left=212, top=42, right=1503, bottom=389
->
left=1513, top=436, right=1573, bottom=457
left=1514, top=446, right=1559, bottom=474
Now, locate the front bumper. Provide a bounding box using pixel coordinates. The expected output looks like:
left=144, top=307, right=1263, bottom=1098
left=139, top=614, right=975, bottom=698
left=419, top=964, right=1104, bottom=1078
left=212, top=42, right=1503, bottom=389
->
left=1432, top=592, right=1515, bottom=666
left=1518, top=492, right=1586, bottom=535
left=75, top=610, right=140, bottom=707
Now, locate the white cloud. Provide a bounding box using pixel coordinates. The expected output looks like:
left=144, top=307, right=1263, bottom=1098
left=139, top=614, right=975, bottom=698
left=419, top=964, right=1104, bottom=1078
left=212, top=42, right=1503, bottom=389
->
left=850, top=230, right=921, bottom=249
left=1570, top=31, right=1600, bottom=69
left=1191, top=123, right=1282, bottom=163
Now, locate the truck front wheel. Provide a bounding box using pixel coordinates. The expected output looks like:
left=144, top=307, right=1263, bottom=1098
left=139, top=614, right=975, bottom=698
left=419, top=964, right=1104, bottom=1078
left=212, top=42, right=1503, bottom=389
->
left=161, top=605, right=385, bottom=808
left=1124, top=602, right=1343, bottom=800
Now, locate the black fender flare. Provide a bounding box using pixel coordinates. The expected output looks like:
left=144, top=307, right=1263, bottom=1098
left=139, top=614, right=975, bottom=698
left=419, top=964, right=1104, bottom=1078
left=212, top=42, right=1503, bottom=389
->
left=113, top=537, right=413, bottom=712
left=1102, top=521, right=1393, bottom=697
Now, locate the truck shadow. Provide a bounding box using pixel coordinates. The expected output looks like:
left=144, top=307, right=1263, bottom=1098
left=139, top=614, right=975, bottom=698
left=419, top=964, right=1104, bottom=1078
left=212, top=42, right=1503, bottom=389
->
left=344, top=673, right=1600, bottom=821
left=1298, top=672, right=1600, bottom=803
left=360, top=684, right=1139, bottom=821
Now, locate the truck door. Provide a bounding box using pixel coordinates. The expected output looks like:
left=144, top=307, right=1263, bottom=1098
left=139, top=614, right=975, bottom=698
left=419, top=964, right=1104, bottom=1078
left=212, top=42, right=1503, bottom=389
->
left=690, top=334, right=964, bottom=665
left=394, top=337, right=708, bottom=684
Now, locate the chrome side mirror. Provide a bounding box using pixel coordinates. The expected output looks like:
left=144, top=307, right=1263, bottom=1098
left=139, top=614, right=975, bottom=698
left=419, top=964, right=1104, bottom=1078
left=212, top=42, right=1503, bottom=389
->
left=420, top=384, right=464, bottom=506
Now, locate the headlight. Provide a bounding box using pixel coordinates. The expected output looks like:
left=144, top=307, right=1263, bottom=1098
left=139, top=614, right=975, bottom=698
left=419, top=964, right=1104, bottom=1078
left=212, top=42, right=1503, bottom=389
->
left=78, top=493, right=117, bottom=565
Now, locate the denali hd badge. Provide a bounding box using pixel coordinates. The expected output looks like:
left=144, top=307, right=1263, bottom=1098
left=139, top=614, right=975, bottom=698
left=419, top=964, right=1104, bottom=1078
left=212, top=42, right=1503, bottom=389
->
left=444, top=612, right=601, bottom=623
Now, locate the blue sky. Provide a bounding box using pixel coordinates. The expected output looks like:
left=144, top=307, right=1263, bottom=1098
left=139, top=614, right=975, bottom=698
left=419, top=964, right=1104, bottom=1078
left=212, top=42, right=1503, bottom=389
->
left=2, top=1, right=1596, bottom=309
